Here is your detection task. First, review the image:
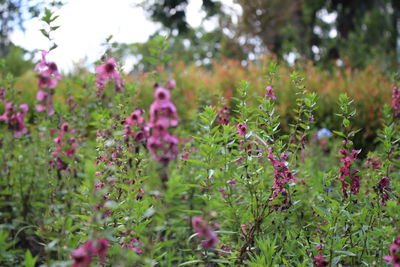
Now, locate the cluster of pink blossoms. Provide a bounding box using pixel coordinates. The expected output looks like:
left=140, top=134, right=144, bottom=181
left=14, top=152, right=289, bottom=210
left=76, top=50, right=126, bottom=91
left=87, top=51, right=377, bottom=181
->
left=147, top=84, right=179, bottom=166
left=0, top=102, right=29, bottom=138
left=119, top=231, right=142, bottom=254
left=71, top=239, right=109, bottom=267
left=338, top=148, right=361, bottom=198
left=237, top=123, right=248, bottom=136
left=217, top=106, right=230, bottom=125
left=384, top=236, right=400, bottom=266
left=124, top=109, right=149, bottom=143
left=95, top=58, right=124, bottom=95
left=377, top=176, right=392, bottom=206
left=267, top=148, right=297, bottom=204
left=366, top=155, right=382, bottom=169
left=313, top=254, right=329, bottom=267
left=35, top=50, right=61, bottom=116
left=192, top=217, right=219, bottom=249
left=392, top=86, right=400, bottom=118
left=49, top=123, right=78, bottom=171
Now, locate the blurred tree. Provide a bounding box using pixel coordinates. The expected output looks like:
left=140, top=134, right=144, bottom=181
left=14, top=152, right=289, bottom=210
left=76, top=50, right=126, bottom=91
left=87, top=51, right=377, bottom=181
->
left=140, top=0, right=400, bottom=69
left=0, top=0, right=62, bottom=77
left=0, top=0, right=62, bottom=57
left=139, top=0, right=222, bottom=34
left=2, top=44, right=34, bottom=76
left=127, top=0, right=246, bottom=71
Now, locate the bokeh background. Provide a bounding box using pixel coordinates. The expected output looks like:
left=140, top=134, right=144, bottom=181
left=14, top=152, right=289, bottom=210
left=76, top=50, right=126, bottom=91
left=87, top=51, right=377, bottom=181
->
left=1, top=0, right=400, bottom=151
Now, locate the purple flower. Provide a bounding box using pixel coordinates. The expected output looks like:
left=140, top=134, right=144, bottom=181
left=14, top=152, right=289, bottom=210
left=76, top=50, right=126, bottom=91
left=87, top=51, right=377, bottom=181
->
left=0, top=102, right=29, bottom=138
left=71, top=246, right=92, bottom=267
left=378, top=176, right=392, bottom=206
left=51, top=122, right=78, bottom=170
left=338, top=147, right=361, bottom=199
left=217, top=106, right=230, bottom=125
left=192, top=217, right=219, bottom=249
left=228, top=179, right=236, bottom=185
left=384, top=236, right=400, bottom=267
left=35, top=50, right=61, bottom=89
left=264, top=86, right=276, bottom=100
left=36, top=90, right=54, bottom=116
left=317, top=128, right=332, bottom=140
left=95, top=58, right=124, bottom=92
left=126, top=109, right=145, bottom=126
left=147, top=132, right=179, bottom=166
left=313, top=254, right=329, bottom=267
left=166, top=79, right=176, bottom=90
left=237, top=123, right=248, bottom=136
left=267, top=148, right=297, bottom=203
left=147, top=84, right=180, bottom=166
left=96, top=238, right=109, bottom=264
left=71, top=241, right=95, bottom=267
left=366, top=156, right=382, bottom=169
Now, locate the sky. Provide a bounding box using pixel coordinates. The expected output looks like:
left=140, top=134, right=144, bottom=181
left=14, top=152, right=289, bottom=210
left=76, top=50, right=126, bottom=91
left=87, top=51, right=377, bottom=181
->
left=10, top=0, right=240, bottom=73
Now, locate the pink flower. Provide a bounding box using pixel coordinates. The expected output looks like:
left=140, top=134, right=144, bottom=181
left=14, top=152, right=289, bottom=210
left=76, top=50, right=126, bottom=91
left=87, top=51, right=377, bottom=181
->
left=201, top=230, right=219, bottom=249
left=313, top=254, right=329, bottom=267
left=95, top=58, right=124, bottom=92
left=154, top=86, right=171, bottom=101
left=126, top=109, right=145, bottom=126
left=147, top=133, right=179, bottom=166
left=166, top=79, right=176, bottom=90
left=338, top=147, right=361, bottom=198
left=147, top=84, right=180, bottom=166
left=384, top=236, right=400, bottom=266
left=228, top=179, right=236, bottom=185
left=267, top=148, right=297, bottom=203
left=71, top=246, right=92, bottom=267
left=35, top=50, right=61, bottom=89
left=96, top=239, right=109, bottom=264
left=71, top=241, right=95, bottom=267
left=217, top=106, right=230, bottom=125
left=237, top=123, right=248, bottom=136
left=50, top=122, right=78, bottom=170
left=43, top=62, right=62, bottom=80
left=264, top=86, right=276, bottom=100
left=0, top=89, right=5, bottom=102
left=67, top=95, right=78, bottom=112
left=366, top=156, right=382, bottom=169
left=95, top=182, right=105, bottom=191
left=0, top=102, right=29, bottom=138
left=71, top=239, right=108, bottom=267
left=149, top=100, right=179, bottom=128
left=36, top=90, right=54, bottom=115
left=34, top=50, right=49, bottom=72
left=192, top=217, right=219, bottom=249
left=134, top=247, right=143, bottom=253
left=181, top=151, right=190, bottom=159
left=378, top=176, right=392, bottom=206
left=0, top=101, right=13, bottom=121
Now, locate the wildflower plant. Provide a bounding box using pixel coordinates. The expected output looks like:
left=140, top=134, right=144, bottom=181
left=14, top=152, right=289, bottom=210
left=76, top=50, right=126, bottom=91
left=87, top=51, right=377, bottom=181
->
left=0, top=16, right=399, bottom=267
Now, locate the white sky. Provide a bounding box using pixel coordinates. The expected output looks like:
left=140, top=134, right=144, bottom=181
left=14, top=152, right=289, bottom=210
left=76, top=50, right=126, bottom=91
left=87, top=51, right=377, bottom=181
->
left=10, top=0, right=240, bottom=73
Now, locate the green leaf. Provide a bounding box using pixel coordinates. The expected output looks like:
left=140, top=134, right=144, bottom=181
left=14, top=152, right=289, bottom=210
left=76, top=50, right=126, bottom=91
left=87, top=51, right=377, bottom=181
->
left=335, top=250, right=356, bottom=257
left=179, top=260, right=203, bottom=266
left=343, top=119, right=350, bottom=128
left=50, top=25, right=60, bottom=31
left=40, top=29, right=49, bottom=38
left=332, top=130, right=346, bottom=138
left=22, top=250, right=38, bottom=267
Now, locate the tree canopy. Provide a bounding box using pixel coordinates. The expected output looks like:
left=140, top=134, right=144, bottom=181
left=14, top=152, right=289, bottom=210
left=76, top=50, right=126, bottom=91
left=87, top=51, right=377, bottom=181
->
left=139, top=0, right=400, bottom=69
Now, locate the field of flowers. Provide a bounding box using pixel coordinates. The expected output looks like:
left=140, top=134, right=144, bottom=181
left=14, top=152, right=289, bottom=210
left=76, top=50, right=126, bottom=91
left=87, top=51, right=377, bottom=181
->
left=1, top=10, right=400, bottom=267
